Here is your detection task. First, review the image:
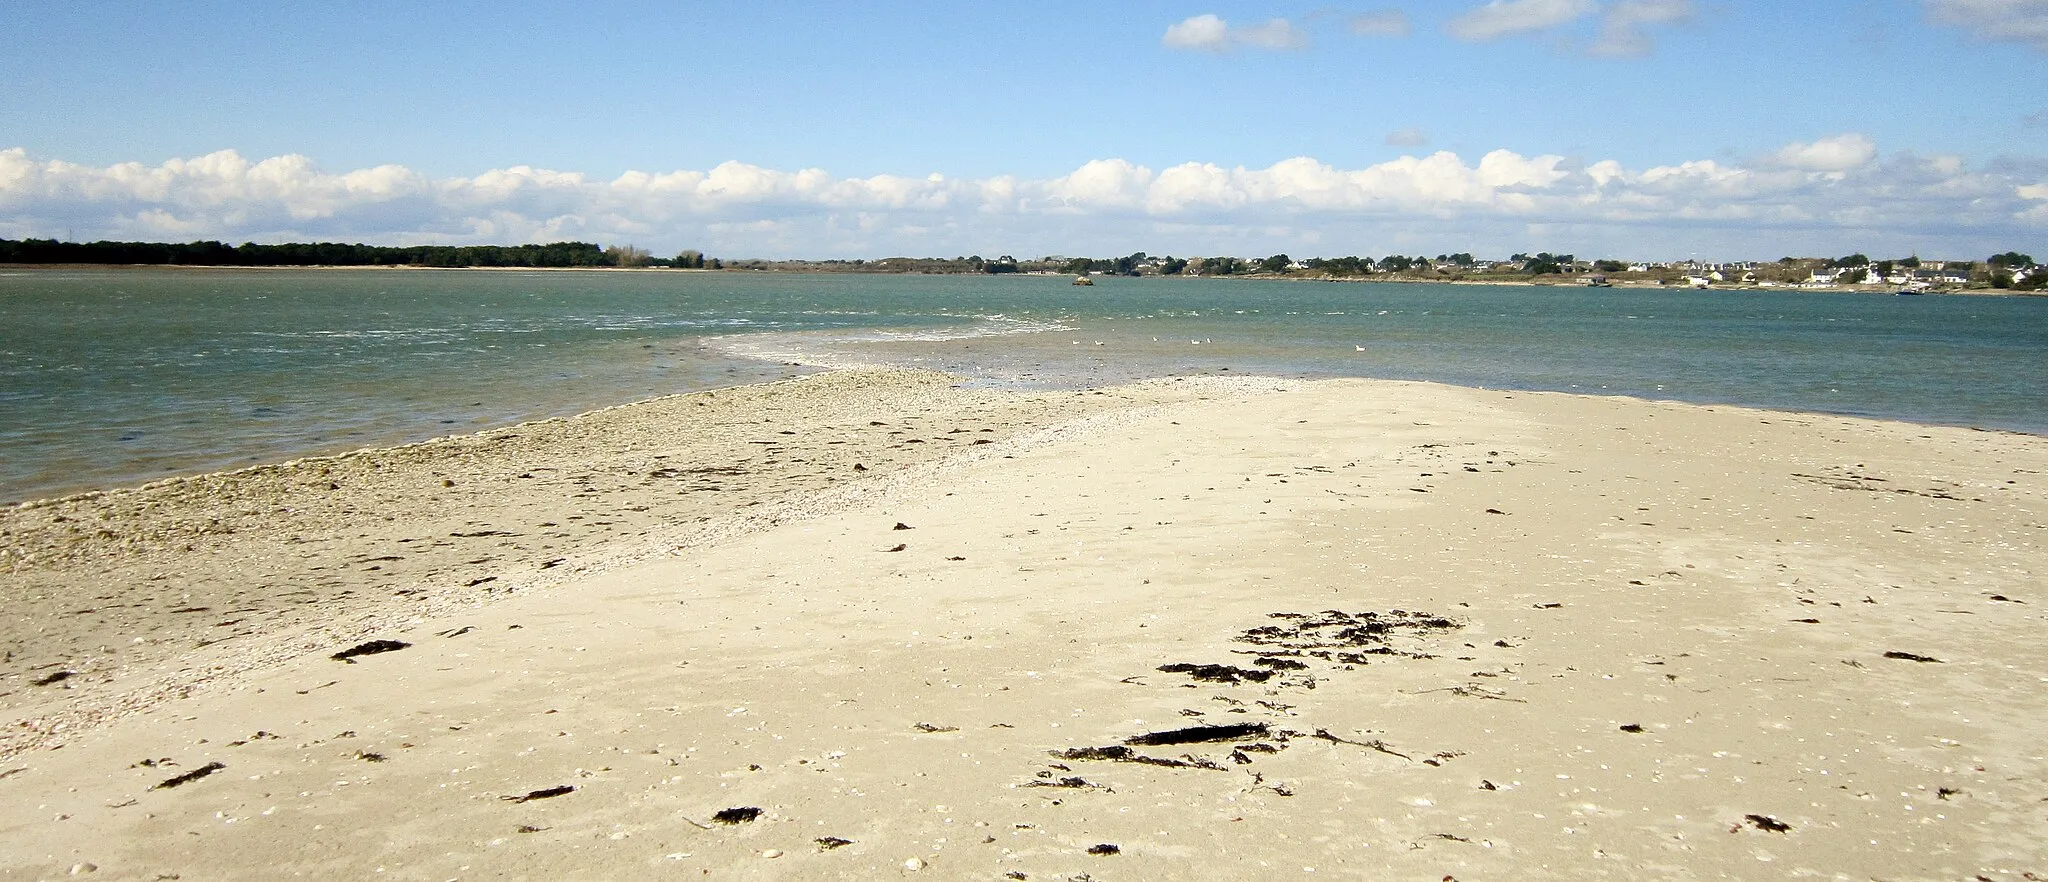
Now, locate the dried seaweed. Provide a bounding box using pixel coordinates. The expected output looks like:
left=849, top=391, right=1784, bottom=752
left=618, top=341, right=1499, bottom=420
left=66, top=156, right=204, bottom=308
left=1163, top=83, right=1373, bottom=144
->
left=152, top=761, right=225, bottom=790
left=31, top=670, right=77, bottom=686
left=1124, top=723, right=1269, bottom=746
left=1233, top=610, right=1460, bottom=664
left=330, top=639, right=410, bottom=662
left=1744, top=814, right=1791, bottom=833
left=1050, top=746, right=1226, bottom=770
left=1021, top=776, right=1107, bottom=790
left=501, top=785, right=574, bottom=803
left=1252, top=657, right=1308, bottom=670
left=1883, top=651, right=1942, bottom=663
left=1156, top=663, right=1274, bottom=684
left=1310, top=729, right=1410, bottom=760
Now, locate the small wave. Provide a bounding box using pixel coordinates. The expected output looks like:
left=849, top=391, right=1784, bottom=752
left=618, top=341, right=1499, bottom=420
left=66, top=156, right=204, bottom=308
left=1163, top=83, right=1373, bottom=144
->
left=707, top=316, right=1073, bottom=369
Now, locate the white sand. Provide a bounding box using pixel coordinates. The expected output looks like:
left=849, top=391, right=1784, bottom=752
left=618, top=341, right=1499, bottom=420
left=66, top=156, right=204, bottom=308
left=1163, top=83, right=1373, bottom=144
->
left=2, top=373, right=2043, bottom=880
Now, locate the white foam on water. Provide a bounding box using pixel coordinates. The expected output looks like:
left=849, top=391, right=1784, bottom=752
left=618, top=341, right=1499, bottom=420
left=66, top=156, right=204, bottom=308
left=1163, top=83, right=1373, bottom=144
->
left=708, top=315, right=1073, bottom=370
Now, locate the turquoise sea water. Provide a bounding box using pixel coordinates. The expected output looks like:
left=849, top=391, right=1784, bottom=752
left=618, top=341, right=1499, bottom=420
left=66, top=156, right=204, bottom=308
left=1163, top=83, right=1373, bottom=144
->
left=3, top=267, right=2044, bottom=503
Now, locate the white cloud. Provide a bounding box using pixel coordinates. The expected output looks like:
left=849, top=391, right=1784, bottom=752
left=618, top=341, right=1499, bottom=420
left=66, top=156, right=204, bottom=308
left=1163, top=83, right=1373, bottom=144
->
left=1162, top=13, right=1308, bottom=52
left=1385, top=127, right=1431, bottom=147
left=1163, top=14, right=1232, bottom=51
left=1591, top=0, right=1695, bottom=57
left=1349, top=9, right=1413, bottom=37
left=1237, top=18, right=1311, bottom=50
left=1446, top=0, right=1599, bottom=41
left=1928, top=0, right=2048, bottom=51
left=1047, top=159, right=1153, bottom=210
left=1770, top=133, right=1879, bottom=173
left=1, top=141, right=2042, bottom=258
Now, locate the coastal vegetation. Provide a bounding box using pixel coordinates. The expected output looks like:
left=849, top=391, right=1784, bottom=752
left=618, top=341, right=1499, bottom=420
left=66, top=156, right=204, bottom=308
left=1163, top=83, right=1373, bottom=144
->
left=0, top=238, right=632, bottom=268
left=1, top=237, right=2039, bottom=291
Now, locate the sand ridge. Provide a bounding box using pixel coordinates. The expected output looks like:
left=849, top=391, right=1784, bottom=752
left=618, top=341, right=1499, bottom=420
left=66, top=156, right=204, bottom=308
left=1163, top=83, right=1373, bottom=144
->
left=1, top=373, right=2044, bottom=879
left=0, top=369, right=1233, bottom=759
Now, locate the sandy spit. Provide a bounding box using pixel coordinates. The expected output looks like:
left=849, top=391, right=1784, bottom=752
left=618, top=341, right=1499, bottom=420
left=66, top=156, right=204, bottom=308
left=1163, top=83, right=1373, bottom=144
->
left=1, top=371, right=2044, bottom=880
left=0, top=369, right=1179, bottom=756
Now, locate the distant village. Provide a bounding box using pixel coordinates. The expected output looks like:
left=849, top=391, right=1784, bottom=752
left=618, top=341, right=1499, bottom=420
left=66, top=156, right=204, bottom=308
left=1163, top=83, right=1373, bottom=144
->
left=2, top=238, right=2039, bottom=292
left=733, top=251, right=2046, bottom=293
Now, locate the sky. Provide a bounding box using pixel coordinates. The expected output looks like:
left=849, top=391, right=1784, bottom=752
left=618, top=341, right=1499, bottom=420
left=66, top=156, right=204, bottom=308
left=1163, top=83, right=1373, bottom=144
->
left=2, top=0, right=2045, bottom=260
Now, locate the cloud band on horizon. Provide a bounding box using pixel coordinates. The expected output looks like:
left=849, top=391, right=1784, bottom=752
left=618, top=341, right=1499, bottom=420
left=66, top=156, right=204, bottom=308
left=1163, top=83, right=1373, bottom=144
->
left=1, top=142, right=2042, bottom=259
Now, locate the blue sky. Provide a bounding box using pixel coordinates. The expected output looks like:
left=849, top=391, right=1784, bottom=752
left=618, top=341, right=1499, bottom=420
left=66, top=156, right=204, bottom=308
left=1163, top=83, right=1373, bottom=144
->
left=3, top=0, right=2045, bottom=260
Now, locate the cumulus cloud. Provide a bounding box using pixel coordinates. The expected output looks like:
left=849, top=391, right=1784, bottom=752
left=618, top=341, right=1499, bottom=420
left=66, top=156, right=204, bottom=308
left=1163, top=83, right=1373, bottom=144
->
left=1446, top=0, right=1599, bottom=41
left=1162, top=14, right=1232, bottom=51
left=1, top=141, right=2042, bottom=258
left=1163, top=13, right=1308, bottom=52
left=1928, top=0, right=2048, bottom=51
left=1385, top=127, right=1431, bottom=147
left=1591, top=0, right=1695, bottom=57
left=1237, top=17, right=1311, bottom=49
left=1349, top=9, right=1413, bottom=37
left=1769, top=133, right=1879, bottom=173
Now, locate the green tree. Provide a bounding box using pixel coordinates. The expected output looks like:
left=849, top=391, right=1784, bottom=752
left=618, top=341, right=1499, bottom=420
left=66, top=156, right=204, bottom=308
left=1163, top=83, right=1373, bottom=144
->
left=1989, top=251, right=2036, bottom=268
left=1307, top=256, right=1369, bottom=275
left=1259, top=254, right=1292, bottom=274
left=604, top=245, right=652, bottom=267
left=1160, top=256, right=1188, bottom=275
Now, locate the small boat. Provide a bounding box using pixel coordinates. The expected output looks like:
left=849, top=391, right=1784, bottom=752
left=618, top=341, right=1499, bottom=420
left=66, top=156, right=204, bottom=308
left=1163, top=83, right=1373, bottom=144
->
left=1893, top=289, right=1925, bottom=296
left=1072, top=275, right=1094, bottom=286
left=1586, top=274, right=1613, bottom=288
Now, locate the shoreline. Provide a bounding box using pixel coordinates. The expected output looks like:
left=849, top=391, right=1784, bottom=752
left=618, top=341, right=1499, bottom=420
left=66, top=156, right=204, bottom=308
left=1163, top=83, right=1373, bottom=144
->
left=1, top=368, right=2041, bottom=878
left=0, top=369, right=1210, bottom=756
left=9, top=263, right=2036, bottom=297
left=2, top=364, right=2039, bottom=723
left=10, top=353, right=2043, bottom=512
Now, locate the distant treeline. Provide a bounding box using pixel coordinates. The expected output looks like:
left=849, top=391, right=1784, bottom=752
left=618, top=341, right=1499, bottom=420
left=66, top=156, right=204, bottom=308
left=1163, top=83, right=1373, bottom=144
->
left=0, top=238, right=616, bottom=268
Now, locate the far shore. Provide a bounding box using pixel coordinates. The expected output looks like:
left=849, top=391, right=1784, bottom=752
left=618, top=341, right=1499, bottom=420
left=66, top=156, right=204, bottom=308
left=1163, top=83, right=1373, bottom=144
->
left=8, top=261, right=2036, bottom=296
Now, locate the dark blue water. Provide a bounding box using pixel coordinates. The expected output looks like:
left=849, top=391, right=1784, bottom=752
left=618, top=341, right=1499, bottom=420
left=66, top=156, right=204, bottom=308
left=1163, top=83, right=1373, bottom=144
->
left=2, top=268, right=2042, bottom=502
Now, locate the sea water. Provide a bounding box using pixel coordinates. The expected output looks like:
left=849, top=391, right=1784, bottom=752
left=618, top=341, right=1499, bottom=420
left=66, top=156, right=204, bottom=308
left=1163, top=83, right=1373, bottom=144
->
left=3, top=268, right=2044, bottom=502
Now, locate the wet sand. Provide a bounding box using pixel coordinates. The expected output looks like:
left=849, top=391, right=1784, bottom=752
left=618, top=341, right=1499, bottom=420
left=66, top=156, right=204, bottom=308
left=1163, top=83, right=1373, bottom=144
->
left=2, top=370, right=2044, bottom=880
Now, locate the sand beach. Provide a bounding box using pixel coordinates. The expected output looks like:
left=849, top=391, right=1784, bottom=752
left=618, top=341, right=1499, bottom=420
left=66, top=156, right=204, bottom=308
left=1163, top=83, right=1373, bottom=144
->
left=2, top=369, right=2044, bottom=880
